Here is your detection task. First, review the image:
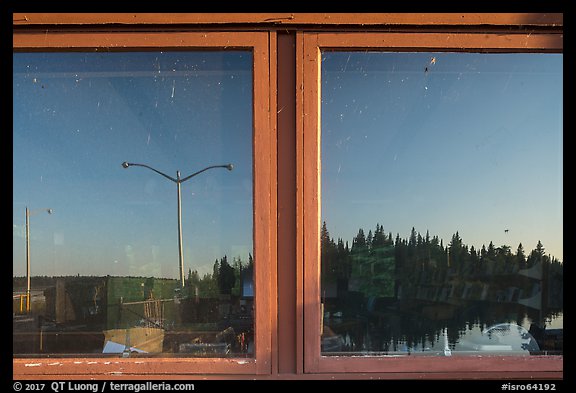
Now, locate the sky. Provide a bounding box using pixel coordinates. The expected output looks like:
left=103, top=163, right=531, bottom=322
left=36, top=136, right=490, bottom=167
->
left=321, top=52, right=563, bottom=262
left=12, top=50, right=563, bottom=282
left=13, top=51, right=254, bottom=279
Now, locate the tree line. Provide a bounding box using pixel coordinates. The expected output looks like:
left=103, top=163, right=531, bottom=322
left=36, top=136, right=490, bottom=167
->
left=184, top=253, right=254, bottom=298
left=321, top=221, right=563, bottom=308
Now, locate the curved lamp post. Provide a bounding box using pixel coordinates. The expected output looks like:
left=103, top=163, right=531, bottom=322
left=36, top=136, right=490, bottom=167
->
left=122, top=162, right=233, bottom=288
left=25, top=206, right=53, bottom=313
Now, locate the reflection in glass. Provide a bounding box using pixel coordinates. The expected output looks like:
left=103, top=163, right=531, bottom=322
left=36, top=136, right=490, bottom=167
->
left=13, top=51, right=254, bottom=357
left=320, top=52, right=563, bottom=356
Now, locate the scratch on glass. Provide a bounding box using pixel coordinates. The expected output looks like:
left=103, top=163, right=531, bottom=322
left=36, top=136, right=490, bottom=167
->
left=343, top=54, right=351, bottom=72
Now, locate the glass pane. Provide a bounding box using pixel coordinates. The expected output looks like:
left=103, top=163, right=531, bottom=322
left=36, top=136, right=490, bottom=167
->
left=320, top=52, right=563, bottom=356
left=13, top=51, right=254, bottom=357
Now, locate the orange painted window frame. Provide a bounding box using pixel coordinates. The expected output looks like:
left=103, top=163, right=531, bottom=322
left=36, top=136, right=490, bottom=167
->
left=12, top=13, right=563, bottom=380
left=12, top=30, right=276, bottom=378
left=299, top=31, right=563, bottom=378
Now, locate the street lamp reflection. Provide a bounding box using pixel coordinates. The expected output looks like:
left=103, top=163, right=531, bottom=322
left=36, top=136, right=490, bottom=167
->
left=122, top=162, right=233, bottom=288
left=25, top=207, right=53, bottom=313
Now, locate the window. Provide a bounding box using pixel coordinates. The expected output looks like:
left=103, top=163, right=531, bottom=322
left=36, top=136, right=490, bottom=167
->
left=13, top=31, right=274, bottom=375
left=301, top=32, right=563, bottom=375
left=13, top=14, right=563, bottom=380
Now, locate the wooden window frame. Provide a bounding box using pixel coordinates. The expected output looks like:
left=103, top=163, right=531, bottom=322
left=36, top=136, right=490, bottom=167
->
left=12, top=13, right=563, bottom=380
left=12, top=30, right=276, bottom=378
left=299, top=31, right=563, bottom=378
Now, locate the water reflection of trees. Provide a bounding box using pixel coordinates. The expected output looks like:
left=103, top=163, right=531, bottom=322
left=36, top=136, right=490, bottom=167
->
left=321, top=222, right=563, bottom=353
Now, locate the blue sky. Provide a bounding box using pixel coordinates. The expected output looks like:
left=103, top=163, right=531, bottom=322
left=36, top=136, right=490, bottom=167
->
left=13, top=50, right=563, bottom=281
left=321, top=52, right=563, bottom=261
left=13, top=51, right=253, bottom=279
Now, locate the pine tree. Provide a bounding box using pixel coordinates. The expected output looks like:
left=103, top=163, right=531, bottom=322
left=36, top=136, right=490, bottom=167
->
left=217, top=256, right=236, bottom=295
left=516, top=243, right=527, bottom=269
left=321, top=221, right=338, bottom=283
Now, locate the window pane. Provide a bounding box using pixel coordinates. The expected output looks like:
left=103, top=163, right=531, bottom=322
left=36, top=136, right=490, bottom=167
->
left=13, top=51, right=255, bottom=357
left=320, top=52, right=563, bottom=356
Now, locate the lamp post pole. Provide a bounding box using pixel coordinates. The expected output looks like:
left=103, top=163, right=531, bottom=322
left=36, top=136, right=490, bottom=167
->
left=122, top=162, right=233, bottom=288
left=176, top=171, right=184, bottom=290
left=25, top=206, right=52, bottom=313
